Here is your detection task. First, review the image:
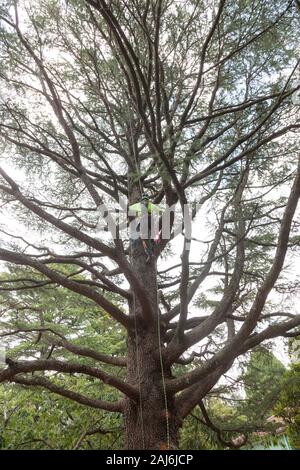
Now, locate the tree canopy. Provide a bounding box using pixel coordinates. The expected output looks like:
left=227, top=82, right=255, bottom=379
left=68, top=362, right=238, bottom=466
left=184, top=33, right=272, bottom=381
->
left=0, top=0, right=299, bottom=449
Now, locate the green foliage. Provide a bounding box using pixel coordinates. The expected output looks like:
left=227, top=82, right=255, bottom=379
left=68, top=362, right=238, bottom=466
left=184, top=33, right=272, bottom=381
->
left=274, top=338, right=300, bottom=449
left=239, top=347, right=286, bottom=423
left=0, top=378, right=122, bottom=450
left=180, top=348, right=288, bottom=450
left=180, top=400, right=244, bottom=450
left=180, top=408, right=220, bottom=450
left=0, top=265, right=125, bottom=449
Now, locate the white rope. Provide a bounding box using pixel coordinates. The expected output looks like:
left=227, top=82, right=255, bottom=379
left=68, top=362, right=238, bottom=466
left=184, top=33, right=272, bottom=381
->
left=156, top=261, right=170, bottom=449
left=127, top=102, right=170, bottom=448
left=130, top=244, right=146, bottom=449
left=127, top=102, right=146, bottom=448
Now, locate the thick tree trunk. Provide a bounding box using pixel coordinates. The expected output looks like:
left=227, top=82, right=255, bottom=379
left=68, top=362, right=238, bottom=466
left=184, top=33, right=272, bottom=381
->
left=124, top=327, right=179, bottom=449
left=124, top=241, right=179, bottom=450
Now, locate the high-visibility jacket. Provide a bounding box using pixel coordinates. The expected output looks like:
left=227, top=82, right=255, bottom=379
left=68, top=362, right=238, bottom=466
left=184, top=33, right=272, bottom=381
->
left=128, top=202, right=162, bottom=216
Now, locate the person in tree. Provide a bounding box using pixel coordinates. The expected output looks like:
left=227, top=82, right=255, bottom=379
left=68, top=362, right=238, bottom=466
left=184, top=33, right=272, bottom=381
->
left=129, top=193, right=162, bottom=262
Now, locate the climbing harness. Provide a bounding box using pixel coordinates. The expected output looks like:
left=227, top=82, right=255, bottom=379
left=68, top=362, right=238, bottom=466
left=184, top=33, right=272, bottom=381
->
left=129, top=195, right=162, bottom=262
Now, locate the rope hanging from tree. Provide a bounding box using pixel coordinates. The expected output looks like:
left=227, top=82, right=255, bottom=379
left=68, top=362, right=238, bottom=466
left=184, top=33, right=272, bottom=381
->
left=127, top=103, right=170, bottom=449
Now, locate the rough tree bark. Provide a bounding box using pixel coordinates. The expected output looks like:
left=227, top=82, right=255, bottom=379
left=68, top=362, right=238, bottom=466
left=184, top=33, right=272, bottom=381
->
left=124, top=243, right=179, bottom=450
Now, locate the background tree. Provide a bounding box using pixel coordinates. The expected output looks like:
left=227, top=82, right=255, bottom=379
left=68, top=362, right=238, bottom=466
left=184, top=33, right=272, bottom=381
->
left=0, top=0, right=300, bottom=449
left=0, top=377, right=122, bottom=450
left=0, top=266, right=124, bottom=449
left=274, top=338, right=300, bottom=449
left=180, top=348, right=287, bottom=449
left=239, top=347, right=285, bottom=423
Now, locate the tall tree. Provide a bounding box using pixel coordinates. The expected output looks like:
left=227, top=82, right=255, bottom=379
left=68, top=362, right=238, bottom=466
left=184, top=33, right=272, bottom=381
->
left=0, top=0, right=300, bottom=449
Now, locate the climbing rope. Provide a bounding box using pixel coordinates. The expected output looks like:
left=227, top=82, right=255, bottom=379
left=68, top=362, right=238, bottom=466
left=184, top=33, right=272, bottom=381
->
left=127, top=102, right=170, bottom=449
left=128, top=108, right=146, bottom=448
left=155, top=261, right=170, bottom=450
left=130, top=244, right=146, bottom=450
left=133, top=296, right=146, bottom=450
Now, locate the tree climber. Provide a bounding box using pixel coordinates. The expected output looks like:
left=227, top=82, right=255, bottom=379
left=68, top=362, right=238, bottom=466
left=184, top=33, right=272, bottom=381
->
left=129, top=193, right=162, bottom=262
